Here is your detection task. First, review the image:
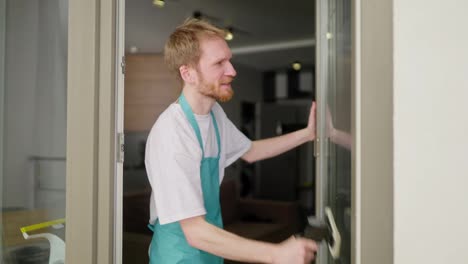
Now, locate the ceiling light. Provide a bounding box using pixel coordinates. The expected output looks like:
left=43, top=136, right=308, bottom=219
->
left=292, top=61, right=302, bottom=71
left=225, top=28, right=234, bottom=41
left=153, top=0, right=165, bottom=8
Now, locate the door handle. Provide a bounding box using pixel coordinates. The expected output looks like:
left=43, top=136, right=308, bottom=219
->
left=324, top=207, right=341, bottom=259
left=302, top=207, right=341, bottom=259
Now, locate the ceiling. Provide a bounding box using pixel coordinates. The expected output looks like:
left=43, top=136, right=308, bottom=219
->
left=125, top=0, right=315, bottom=71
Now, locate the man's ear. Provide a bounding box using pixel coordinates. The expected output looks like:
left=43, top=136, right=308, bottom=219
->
left=179, top=65, right=196, bottom=84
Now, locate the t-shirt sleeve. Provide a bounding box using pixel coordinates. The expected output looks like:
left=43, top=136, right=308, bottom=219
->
left=223, top=117, right=252, bottom=167
left=145, top=115, right=207, bottom=225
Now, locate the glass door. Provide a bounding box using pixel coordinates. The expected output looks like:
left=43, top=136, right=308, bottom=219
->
left=315, top=0, right=352, bottom=263
left=1, top=0, right=69, bottom=263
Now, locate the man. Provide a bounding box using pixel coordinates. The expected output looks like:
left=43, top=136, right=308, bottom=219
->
left=145, top=18, right=318, bottom=263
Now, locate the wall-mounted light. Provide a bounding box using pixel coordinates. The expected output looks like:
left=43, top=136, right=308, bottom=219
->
left=153, top=0, right=165, bottom=8
left=129, top=46, right=139, bottom=54
left=292, top=61, right=302, bottom=71
left=225, top=27, right=234, bottom=41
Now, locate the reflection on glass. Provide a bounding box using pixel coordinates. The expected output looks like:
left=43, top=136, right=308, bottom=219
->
left=1, top=0, right=68, bottom=263
left=326, top=0, right=352, bottom=263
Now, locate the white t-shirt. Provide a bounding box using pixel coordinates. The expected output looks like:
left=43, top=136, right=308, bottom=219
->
left=145, top=102, right=252, bottom=225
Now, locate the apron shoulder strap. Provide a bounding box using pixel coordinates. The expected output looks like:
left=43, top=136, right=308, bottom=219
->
left=179, top=93, right=222, bottom=159
left=210, top=111, right=221, bottom=158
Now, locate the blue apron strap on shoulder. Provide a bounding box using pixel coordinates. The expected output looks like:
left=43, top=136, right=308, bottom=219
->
left=179, top=93, right=205, bottom=156
left=210, top=111, right=221, bottom=158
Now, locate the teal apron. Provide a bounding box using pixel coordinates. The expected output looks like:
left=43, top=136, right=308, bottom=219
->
left=148, top=94, right=224, bottom=263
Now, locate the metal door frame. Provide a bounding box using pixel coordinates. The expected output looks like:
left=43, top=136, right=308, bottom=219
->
left=315, top=0, right=356, bottom=263
left=315, top=0, right=331, bottom=263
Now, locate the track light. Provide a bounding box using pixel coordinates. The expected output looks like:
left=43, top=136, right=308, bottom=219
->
left=225, top=28, right=234, bottom=41
left=292, top=61, right=302, bottom=71
left=153, top=0, right=165, bottom=8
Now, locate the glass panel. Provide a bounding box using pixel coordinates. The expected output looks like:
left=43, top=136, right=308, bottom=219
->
left=326, top=0, right=352, bottom=263
left=1, top=0, right=68, bottom=263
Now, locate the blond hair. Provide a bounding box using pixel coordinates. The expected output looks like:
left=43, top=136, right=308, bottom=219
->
left=164, top=18, right=226, bottom=81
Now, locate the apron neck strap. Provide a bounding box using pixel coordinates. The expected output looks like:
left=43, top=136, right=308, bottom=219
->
left=178, top=94, right=221, bottom=158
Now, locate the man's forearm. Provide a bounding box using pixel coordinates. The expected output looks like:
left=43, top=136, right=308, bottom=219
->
left=242, top=128, right=313, bottom=163
left=180, top=216, right=276, bottom=263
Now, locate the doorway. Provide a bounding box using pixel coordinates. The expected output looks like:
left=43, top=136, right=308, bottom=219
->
left=120, top=0, right=351, bottom=263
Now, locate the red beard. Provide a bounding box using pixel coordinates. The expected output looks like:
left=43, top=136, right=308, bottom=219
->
left=199, top=76, right=234, bottom=102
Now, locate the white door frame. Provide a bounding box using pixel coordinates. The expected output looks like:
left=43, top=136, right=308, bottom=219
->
left=114, top=0, right=125, bottom=262
left=66, top=0, right=119, bottom=263
left=351, top=0, right=361, bottom=263
left=352, top=0, right=394, bottom=263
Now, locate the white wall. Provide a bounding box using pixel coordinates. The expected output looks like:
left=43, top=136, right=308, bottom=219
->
left=4, top=0, right=39, bottom=208
left=359, top=1, right=468, bottom=263
left=34, top=0, right=68, bottom=211
left=393, top=0, right=468, bottom=263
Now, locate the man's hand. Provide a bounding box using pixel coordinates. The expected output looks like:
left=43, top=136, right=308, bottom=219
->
left=306, top=102, right=317, bottom=141
left=242, top=101, right=318, bottom=163
left=273, top=236, right=318, bottom=264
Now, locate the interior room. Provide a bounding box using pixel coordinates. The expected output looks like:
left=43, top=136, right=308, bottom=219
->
left=121, top=0, right=333, bottom=263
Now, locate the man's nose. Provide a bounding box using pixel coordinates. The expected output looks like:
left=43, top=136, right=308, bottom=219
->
left=226, top=61, right=237, bottom=77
